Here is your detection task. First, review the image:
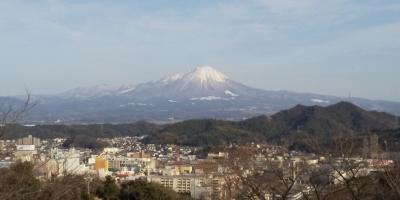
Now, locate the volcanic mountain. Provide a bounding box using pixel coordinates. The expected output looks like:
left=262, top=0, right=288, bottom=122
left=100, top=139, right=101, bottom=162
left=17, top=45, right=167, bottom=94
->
left=6, top=66, right=400, bottom=124
left=122, top=66, right=261, bottom=101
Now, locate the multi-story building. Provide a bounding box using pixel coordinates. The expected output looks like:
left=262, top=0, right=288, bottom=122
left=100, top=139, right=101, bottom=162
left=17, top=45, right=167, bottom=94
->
left=211, top=176, right=225, bottom=200
left=50, top=148, right=88, bottom=175
left=128, top=150, right=151, bottom=159
left=176, top=177, right=192, bottom=194
left=17, top=135, right=41, bottom=146
left=103, top=148, right=120, bottom=154
left=159, top=177, right=174, bottom=190
left=108, top=156, right=155, bottom=173
left=95, top=156, right=109, bottom=172
left=148, top=174, right=220, bottom=199
left=14, top=144, right=37, bottom=162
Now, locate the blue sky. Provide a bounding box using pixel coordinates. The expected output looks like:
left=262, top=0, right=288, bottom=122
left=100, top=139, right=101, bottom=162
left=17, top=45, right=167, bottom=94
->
left=0, top=0, right=399, bottom=101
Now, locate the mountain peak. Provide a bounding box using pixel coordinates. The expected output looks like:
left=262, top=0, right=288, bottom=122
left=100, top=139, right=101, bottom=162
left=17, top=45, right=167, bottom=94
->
left=185, top=66, right=228, bottom=83
left=328, top=101, right=362, bottom=111
left=161, top=73, right=183, bottom=83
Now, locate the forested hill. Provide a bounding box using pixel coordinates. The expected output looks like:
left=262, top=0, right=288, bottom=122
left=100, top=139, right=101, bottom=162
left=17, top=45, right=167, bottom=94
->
left=6, top=102, right=400, bottom=148
left=4, top=121, right=160, bottom=139
left=145, top=102, right=399, bottom=146
left=238, top=102, right=398, bottom=137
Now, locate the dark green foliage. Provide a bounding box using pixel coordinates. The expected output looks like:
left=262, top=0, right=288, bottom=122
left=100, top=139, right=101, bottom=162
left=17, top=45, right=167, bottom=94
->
left=376, top=128, right=400, bottom=152
left=120, top=179, right=189, bottom=200
left=144, top=119, right=265, bottom=146
left=96, top=176, right=120, bottom=200
left=288, top=141, right=315, bottom=153
left=62, top=135, right=109, bottom=150
left=146, top=102, right=399, bottom=147
left=3, top=121, right=160, bottom=140
left=255, top=102, right=398, bottom=136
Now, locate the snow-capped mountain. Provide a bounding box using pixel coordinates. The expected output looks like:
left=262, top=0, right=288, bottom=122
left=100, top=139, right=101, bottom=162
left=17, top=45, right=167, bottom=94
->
left=8, top=65, right=400, bottom=124
left=127, top=66, right=261, bottom=100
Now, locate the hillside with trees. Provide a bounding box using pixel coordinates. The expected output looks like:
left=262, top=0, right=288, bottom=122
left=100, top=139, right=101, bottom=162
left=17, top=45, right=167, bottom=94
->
left=145, top=102, right=399, bottom=147
left=4, top=102, right=400, bottom=151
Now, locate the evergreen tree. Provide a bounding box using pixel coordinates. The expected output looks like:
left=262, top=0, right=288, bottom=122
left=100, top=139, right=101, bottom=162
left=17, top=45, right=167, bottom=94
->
left=96, top=176, right=120, bottom=200
left=120, top=179, right=189, bottom=200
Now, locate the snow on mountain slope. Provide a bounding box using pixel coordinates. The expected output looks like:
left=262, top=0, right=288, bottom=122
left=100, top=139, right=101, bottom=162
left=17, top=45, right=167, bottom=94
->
left=127, top=66, right=259, bottom=100
left=118, top=86, right=137, bottom=94
left=27, top=65, right=400, bottom=123
left=190, top=96, right=224, bottom=101
left=225, top=90, right=239, bottom=97
left=161, top=73, right=183, bottom=84
left=311, top=99, right=330, bottom=103
left=182, top=66, right=228, bottom=84
left=58, top=66, right=259, bottom=101
left=60, top=84, right=136, bottom=99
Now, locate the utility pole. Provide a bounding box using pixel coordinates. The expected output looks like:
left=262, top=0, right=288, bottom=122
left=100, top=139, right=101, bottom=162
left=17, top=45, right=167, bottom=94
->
left=193, top=177, right=196, bottom=199
left=348, top=91, right=352, bottom=103
left=128, top=184, right=131, bottom=200
left=86, top=177, right=93, bottom=200
left=87, top=180, right=90, bottom=200
left=384, top=140, right=388, bottom=153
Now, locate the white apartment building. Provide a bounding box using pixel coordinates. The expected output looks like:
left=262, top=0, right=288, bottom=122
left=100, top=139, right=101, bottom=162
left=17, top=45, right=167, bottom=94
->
left=147, top=174, right=224, bottom=199
left=108, top=157, right=155, bottom=172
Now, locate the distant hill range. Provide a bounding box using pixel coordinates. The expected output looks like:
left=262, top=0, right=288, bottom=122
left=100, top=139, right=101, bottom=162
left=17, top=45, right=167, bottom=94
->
left=144, top=101, right=400, bottom=146
left=6, top=102, right=400, bottom=151
left=3, top=66, right=400, bottom=124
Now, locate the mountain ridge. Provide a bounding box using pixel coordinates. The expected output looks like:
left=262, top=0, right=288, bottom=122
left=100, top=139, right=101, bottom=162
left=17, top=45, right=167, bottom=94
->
left=4, top=102, right=400, bottom=152
left=3, top=66, right=400, bottom=124
left=144, top=101, right=400, bottom=146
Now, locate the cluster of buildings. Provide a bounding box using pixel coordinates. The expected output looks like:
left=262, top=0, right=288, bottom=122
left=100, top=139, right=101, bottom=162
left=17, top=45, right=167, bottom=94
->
left=0, top=135, right=396, bottom=200
left=0, top=135, right=228, bottom=199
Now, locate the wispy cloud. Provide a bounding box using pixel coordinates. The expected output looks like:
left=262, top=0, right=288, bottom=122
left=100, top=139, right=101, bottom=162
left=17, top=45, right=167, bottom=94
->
left=0, top=0, right=399, bottom=100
